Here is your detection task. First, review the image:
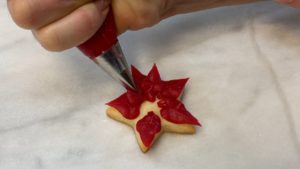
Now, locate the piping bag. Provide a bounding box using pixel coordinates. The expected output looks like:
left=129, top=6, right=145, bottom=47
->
left=78, top=8, right=135, bottom=90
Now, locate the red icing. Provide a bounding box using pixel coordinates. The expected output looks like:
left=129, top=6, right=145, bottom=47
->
left=136, top=112, right=161, bottom=147
left=107, top=65, right=201, bottom=146
left=107, top=90, right=143, bottom=119
left=158, top=99, right=200, bottom=125
left=78, top=9, right=117, bottom=59
left=161, top=78, right=189, bottom=99
left=131, top=66, right=146, bottom=91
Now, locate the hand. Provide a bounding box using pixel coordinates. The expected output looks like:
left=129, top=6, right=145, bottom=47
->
left=276, top=0, right=300, bottom=8
left=7, top=0, right=258, bottom=51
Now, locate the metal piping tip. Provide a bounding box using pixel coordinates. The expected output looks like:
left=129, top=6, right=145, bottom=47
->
left=93, top=42, right=136, bottom=90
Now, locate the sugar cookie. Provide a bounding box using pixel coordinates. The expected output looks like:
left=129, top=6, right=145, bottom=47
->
left=106, top=65, right=201, bottom=152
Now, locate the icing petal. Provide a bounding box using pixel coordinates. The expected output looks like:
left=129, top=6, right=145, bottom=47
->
left=131, top=65, right=146, bottom=90
left=139, top=65, right=164, bottom=101
left=126, top=89, right=144, bottom=105
left=147, top=64, right=161, bottom=83
left=106, top=92, right=142, bottom=119
left=161, top=78, right=189, bottom=98
left=136, top=112, right=161, bottom=147
left=141, top=81, right=162, bottom=102
left=159, top=99, right=200, bottom=125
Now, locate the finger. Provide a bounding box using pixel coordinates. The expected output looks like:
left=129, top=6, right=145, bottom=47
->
left=112, top=0, right=162, bottom=34
left=276, top=0, right=300, bottom=8
left=8, top=0, right=91, bottom=29
left=164, top=0, right=259, bottom=18
left=34, top=0, right=109, bottom=51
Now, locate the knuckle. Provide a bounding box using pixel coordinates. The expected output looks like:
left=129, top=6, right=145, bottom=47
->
left=8, top=0, right=35, bottom=29
left=76, top=5, right=101, bottom=32
left=135, top=7, right=160, bottom=28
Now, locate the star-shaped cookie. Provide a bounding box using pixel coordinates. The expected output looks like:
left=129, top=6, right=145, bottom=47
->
left=106, top=65, right=201, bottom=152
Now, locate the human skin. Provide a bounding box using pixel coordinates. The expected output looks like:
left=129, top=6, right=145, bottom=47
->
left=7, top=0, right=299, bottom=51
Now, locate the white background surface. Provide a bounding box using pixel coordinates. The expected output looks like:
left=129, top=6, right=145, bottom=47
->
left=1, top=1, right=300, bottom=169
